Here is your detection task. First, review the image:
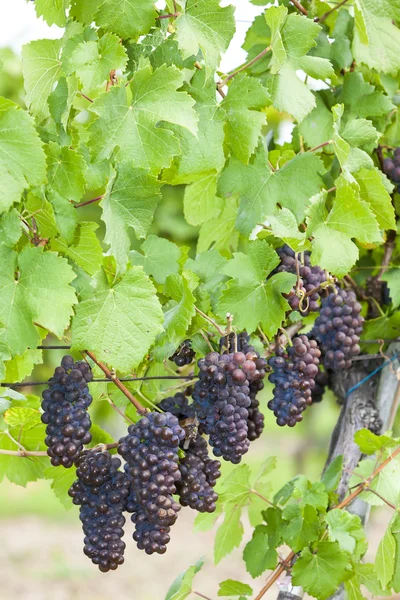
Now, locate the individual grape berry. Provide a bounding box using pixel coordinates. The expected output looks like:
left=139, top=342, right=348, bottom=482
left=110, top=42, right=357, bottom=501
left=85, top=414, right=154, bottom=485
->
left=220, top=332, right=266, bottom=441
left=169, top=340, right=195, bottom=367
left=267, top=335, right=321, bottom=427
left=118, top=412, right=185, bottom=553
left=158, top=392, right=195, bottom=420
left=310, top=288, right=364, bottom=371
left=41, top=356, right=93, bottom=468
left=270, top=245, right=328, bottom=316
left=68, top=450, right=130, bottom=572
left=311, top=370, right=330, bottom=403
left=193, top=351, right=263, bottom=463
left=176, top=435, right=221, bottom=513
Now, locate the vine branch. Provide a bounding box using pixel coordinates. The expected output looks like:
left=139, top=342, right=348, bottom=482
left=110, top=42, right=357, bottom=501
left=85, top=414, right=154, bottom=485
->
left=84, top=351, right=148, bottom=416
left=218, top=46, right=271, bottom=89
left=194, top=307, right=226, bottom=337
left=0, top=375, right=197, bottom=388
left=74, top=195, right=104, bottom=209
left=289, top=0, right=308, bottom=15
left=315, top=0, right=350, bottom=23
left=0, top=441, right=118, bottom=458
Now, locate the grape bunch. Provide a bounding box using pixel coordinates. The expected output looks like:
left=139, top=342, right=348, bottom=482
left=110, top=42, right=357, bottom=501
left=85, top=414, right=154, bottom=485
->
left=169, top=340, right=195, bottom=367
left=118, top=412, right=185, bottom=554
left=268, top=335, right=321, bottom=427
left=176, top=434, right=221, bottom=513
left=41, top=356, right=93, bottom=468
left=271, top=245, right=328, bottom=315
left=193, top=351, right=264, bottom=463
left=68, top=450, right=130, bottom=572
left=310, top=288, right=363, bottom=371
left=383, top=148, right=400, bottom=190
left=220, top=332, right=266, bottom=441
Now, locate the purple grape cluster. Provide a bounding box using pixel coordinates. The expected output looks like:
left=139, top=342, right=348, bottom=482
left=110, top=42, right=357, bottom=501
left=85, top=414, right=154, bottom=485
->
left=383, top=148, right=400, bottom=190
left=41, top=356, right=93, bottom=468
left=220, top=332, right=267, bottom=441
left=68, top=450, right=130, bottom=572
left=118, top=412, right=185, bottom=554
left=169, top=340, right=195, bottom=367
left=310, top=289, right=363, bottom=371
left=176, top=435, right=221, bottom=513
left=268, top=335, right=321, bottom=427
left=271, top=245, right=328, bottom=316
left=193, top=351, right=264, bottom=463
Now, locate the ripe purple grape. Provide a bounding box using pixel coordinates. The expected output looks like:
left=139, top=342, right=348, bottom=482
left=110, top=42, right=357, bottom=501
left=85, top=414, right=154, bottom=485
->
left=41, top=355, right=93, bottom=468
left=169, top=340, right=195, bottom=367
left=267, top=335, right=321, bottom=427
left=68, top=450, right=130, bottom=572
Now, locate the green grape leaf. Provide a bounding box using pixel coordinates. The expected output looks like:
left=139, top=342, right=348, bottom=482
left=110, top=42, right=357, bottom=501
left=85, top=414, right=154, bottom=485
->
left=44, top=465, right=77, bottom=509
left=355, top=563, right=390, bottom=596
left=332, top=104, right=373, bottom=176
left=338, top=72, right=395, bottom=119
left=354, top=168, right=396, bottom=231
left=217, top=240, right=296, bottom=335
left=185, top=249, right=228, bottom=310
left=71, top=267, right=164, bottom=371
left=265, top=7, right=333, bottom=122
left=214, top=503, right=244, bottom=565
left=354, top=429, right=398, bottom=455
left=4, top=349, right=43, bottom=384
left=51, top=222, right=104, bottom=276
left=4, top=407, right=42, bottom=429
left=184, top=172, right=223, bottom=226
left=22, top=39, right=62, bottom=122
left=197, top=198, right=239, bottom=256
left=0, top=98, right=47, bottom=213
left=344, top=576, right=366, bottom=600
left=221, top=75, right=270, bottom=164
left=221, top=464, right=252, bottom=507
left=353, top=0, right=400, bottom=75
left=68, top=33, right=128, bottom=89
left=353, top=458, right=400, bottom=507
left=34, top=0, right=69, bottom=26
left=163, top=70, right=226, bottom=185
left=243, top=525, right=278, bottom=577
left=325, top=509, right=366, bottom=555
left=88, top=65, right=197, bottom=172
left=94, top=0, right=157, bottom=40
left=101, top=163, right=162, bottom=273
left=0, top=432, right=47, bottom=486
left=219, top=144, right=324, bottom=236
left=46, top=142, right=87, bottom=203
left=341, top=118, right=379, bottom=152
left=0, top=246, right=77, bottom=359
left=298, top=95, right=334, bottom=150
left=165, top=558, right=204, bottom=600
left=218, top=580, right=253, bottom=597
left=282, top=504, right=320, bottom=552
left=175, top=0, right=236, bottom=70
left=47, top=189, right=79, bottom=245
left=0, top=209, right=22, bottom=246
left=292, top=476, right=329, bottom=511
left=376, top=521, right=396, bottom=589
left=321, top=455, right=344, bottom=493
left=163, top=273, right=196, bottom=346
left=292, top=542, right=353, bottom=599
left=131, top=235, right=181, bottom=285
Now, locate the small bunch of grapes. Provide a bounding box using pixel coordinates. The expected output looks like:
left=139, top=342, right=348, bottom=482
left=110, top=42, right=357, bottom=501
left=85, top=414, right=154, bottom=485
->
left=271, top=245, right=328, bottom=316
left=41, top=356, right=93, bottom=467
left=69, top=450, right=130, bottom=572
left=158, top=392, right=195, bottom=420
left=310, top=288, right=363, bottom=371
left=268, top=335, right=321, bottom=427
left=169, top=340, right=195, bottom=367
left=383, top=148, right=400, bottom=190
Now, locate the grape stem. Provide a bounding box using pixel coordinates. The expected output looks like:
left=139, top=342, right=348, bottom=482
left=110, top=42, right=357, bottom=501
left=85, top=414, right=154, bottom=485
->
left=74, top=195, right=104, bottom=209
left=254, top=445, right=400, bottom=599
left=217, top=46, right=272, bottom=89
left=0, top=441, right=119, bottom=459
left=84, top=350, right=148, bottom=416
left=289, top=0, right=308, bottom=15
left=315, top=0, right=349, bottom=23
left=307, top=140, right=332, bottom=153
left=193, top=592, right=213, bottom=600
left=377, top=230, right=396, bottom=280
left=0, top=375, right=198, bottom=388
left=195, top=306, right=226, bottom=337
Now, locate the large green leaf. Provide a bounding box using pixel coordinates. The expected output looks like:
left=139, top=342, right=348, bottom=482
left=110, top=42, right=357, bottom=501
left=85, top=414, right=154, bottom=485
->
left=22, top=39, right=62, bottom=121
left=71, top=267, right=164, bottom=371
left=94, top=0, right=157, bottom=40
